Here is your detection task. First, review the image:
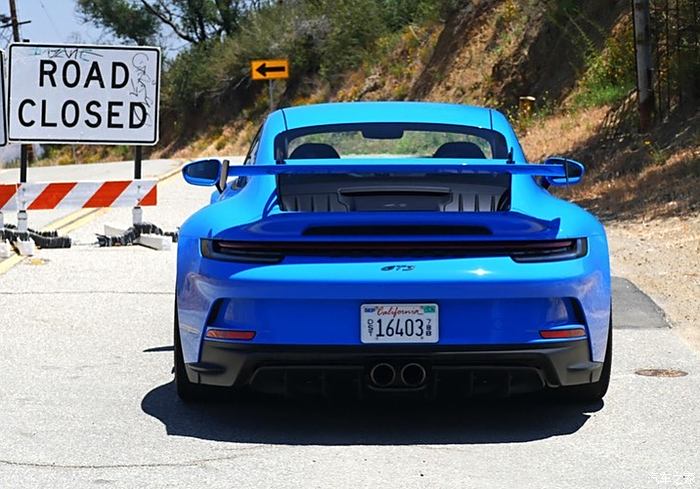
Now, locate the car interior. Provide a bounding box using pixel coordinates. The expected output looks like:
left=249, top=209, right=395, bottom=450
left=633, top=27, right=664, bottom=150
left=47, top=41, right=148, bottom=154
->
left=280, top=141, right=509, bottom=213
left=287, top=141, right=488, bottom=160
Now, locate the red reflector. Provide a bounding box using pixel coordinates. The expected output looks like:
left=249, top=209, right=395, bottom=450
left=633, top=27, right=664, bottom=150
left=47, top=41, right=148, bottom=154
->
left=540, top=328, right=586, bottom=339
left=206, top=329, right=256, bottom=340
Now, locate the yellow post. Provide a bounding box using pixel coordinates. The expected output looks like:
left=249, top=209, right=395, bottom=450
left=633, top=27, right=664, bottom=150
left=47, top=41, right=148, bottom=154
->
left=518, top=96, right=536, bottom=120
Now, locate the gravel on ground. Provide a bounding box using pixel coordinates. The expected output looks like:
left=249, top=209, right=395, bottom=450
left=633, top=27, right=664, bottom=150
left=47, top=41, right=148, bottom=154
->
left=607, top=214, right=700, bottom=350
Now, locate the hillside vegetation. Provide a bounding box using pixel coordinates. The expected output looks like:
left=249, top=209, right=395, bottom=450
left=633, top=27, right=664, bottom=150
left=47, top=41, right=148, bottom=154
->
left=51, top=0, right=699, bottom=219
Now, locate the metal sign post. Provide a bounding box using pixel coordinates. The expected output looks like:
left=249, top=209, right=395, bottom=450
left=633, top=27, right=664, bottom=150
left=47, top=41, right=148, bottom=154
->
left=133, top=146, right=143, bottom=225
left=4, top=0, right=31, bottom=251
left=7, top=0, right=26, bottom=185
left=0, top=50, right=8, bottom=235
left=269, top=79, right=274, bottom=112
left=0, top=52, right=7, bottom=148
left=250, top=59, right=289, bottom=112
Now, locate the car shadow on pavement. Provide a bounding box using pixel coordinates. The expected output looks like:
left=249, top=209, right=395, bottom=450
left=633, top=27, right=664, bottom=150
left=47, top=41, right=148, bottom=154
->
left=141, top=381, right=602, bottom=445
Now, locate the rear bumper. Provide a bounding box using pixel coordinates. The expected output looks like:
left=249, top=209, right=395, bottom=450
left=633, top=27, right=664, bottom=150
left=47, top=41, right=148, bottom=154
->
left=186, top=339, right=602, bottom=396
left=176, top=238, right=612, bottom=363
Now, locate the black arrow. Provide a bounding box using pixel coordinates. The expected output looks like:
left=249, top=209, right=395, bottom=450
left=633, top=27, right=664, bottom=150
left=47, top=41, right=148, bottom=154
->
left=256, top=63, right=286, bottom=77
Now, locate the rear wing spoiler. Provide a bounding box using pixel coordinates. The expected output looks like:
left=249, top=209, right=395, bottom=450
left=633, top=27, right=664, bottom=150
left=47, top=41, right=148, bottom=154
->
left=223, top=158, right=569, bottom=177
left=181, top=157, right=584, bottom=195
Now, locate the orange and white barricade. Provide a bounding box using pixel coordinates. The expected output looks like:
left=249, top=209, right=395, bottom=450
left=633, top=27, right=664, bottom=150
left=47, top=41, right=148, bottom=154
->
left=0, top=180, right=157, bottom=211
left=0, top=179, right=166, bottom=255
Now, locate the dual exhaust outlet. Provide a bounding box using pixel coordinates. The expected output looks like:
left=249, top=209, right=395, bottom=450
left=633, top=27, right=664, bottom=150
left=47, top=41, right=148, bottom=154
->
left=369, top=362, right=427, bottom=388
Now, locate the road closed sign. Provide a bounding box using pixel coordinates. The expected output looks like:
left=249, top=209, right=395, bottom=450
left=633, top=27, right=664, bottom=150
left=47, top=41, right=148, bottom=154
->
left=7, top=43, right=161, bottom=145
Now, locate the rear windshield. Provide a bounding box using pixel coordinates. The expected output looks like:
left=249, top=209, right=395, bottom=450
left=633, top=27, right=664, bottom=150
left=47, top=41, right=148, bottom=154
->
left=275, top=123, right=509, bottom=160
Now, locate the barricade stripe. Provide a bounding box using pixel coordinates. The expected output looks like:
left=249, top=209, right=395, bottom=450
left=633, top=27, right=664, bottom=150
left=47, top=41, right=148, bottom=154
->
left=1, top=180, right=158, bottom=210
left=111, top=180, right=155, bottom=207
left=28, top=182, right=78, bottom=210
left=56, top=182, right=101, bottom=209
left=16, top=183, right=49, bottom=211
left=83, top=181, right=132, bottom=208
left=139, top=185, right=157, bottom=206
left=0, top=184, right=18, bottom=210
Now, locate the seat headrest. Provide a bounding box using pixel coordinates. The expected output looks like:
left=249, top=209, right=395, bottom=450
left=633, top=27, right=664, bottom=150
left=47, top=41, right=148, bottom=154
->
left=289, top=143, right=340, bottom=159
left=433, top=142, right=486, bottom=159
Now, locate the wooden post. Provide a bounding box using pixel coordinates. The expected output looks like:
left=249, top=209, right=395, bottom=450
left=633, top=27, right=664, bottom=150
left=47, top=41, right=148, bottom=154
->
left=518, top=96, right=536, bottom=120
left=632, top=0, right=655, bottom=131
left=8, top=0, right=20, bottom=41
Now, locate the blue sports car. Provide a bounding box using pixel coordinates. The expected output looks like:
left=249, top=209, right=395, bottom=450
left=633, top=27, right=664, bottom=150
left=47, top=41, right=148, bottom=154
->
left=175, top=102, right=612, bottom=403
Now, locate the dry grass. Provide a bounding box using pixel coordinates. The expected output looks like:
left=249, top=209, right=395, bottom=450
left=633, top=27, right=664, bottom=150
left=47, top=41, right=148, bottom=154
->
left=519, top=106, right=610, bottom=161
left=32, top=145, right=133, bottom=167
left=521, top=104, right=699, bottom=220
left=570, top=145, right=699, bottom=219
left=334, top=23, right=441, bottom=102
left=152, top=118, right=258, bottom=160
left=421, top=0, right=522, bottom=104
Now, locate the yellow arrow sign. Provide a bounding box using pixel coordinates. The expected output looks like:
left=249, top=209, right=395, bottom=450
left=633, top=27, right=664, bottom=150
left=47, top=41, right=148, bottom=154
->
left=251, top=59, right=289, bottom=80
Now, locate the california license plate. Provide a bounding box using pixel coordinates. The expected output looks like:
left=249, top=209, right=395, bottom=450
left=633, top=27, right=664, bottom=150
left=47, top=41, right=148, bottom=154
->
left=360, top=303, right=439, bottom=344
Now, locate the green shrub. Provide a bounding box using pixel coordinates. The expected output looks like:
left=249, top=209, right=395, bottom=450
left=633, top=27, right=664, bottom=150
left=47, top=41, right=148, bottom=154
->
left=572, top=21, right=636, bottom=108
left=380, top=0, right=455, bottom=30
left=314, top=0, right=387, bottom=79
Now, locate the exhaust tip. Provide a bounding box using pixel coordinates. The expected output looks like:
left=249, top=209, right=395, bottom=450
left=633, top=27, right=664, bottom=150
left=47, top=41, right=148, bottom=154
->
left=369, top=363, right=396, bottom=388
left=400, top=363, right=427, bottom=387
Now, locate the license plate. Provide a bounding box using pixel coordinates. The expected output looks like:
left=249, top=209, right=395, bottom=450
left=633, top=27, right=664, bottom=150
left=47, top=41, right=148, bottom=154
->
left=360, top=303, right=439, bottom=344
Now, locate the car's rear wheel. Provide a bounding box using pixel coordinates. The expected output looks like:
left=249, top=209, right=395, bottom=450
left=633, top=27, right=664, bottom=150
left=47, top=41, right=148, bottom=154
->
left=556, top=311, right=612, bottom=403
left=174, top=301, right=216, bottom=402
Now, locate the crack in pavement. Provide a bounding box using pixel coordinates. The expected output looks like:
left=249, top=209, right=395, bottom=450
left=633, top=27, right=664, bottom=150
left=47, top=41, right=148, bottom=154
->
left=0, top=447, right=265, bottom=470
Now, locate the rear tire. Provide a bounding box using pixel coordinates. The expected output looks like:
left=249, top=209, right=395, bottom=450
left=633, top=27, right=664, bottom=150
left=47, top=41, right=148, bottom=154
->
left=556, top=312, right=612, bottom=403
left=174, top=301, right=215, bottom=402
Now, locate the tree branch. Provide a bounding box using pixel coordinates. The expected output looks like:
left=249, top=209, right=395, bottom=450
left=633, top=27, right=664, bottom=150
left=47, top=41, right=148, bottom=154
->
left=140, top=0, right=199, bottom=43
left=214, top=0, right=239, bottom=35
left=187, top=0, right=209, bottom=42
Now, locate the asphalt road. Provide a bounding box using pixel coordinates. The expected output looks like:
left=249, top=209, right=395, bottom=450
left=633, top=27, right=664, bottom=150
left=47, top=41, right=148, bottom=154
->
left=0, top=162, right=698, bottom=488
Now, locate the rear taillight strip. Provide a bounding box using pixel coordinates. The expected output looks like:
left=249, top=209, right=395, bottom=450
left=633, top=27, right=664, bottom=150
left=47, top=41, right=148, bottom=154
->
left=201, top=238, right=587, bottom=263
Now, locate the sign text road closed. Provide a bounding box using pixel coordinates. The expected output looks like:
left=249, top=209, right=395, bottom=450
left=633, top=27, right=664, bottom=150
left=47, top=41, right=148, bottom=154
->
left=251, top=59, right=289, bottom=80
left=7, top=43, right=161, bottom=145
